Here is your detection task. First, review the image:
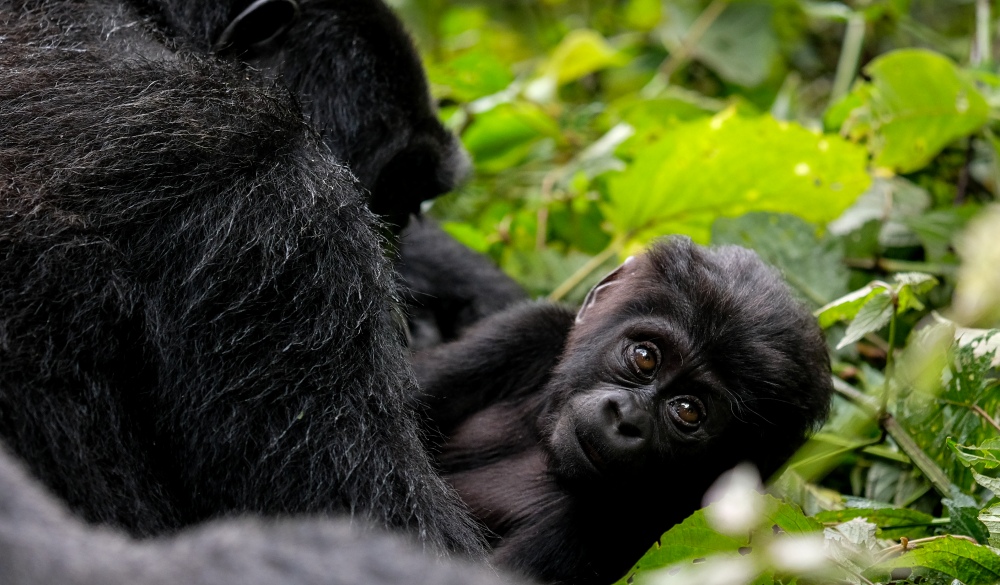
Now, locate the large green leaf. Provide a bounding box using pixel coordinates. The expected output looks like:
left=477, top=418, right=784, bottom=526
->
left=846, top=49, right=990, bottom=173
left=604, top=112, right=869, bottom=245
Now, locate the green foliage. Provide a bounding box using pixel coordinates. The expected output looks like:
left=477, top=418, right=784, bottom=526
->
left=393, top=0, right=1000, bottom=582
left=605, top=112, right=869, bottom=246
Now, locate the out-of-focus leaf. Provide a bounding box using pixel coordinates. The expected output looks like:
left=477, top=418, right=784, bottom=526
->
left=461, top=102, right=561, bottom=173
left=845, top=49, right=990, bottom=173
left=426, top=50, right=516, bottom=103
left=604, top=112, right=869, bottom=245
left=539, top=29, right=627, bottom=86
left=814, top=508, right=936, bottom=539
left=953, top=205, right=1000, bottom=328
left=828, top=178, right=932, bottom=248
left=662, top=2, right=779, bottom=87
left=869, top=536, right=1000, bottom=585
left=623, top=0, right=662, bottom=31
left=905, top=205, right=978, bottom=263
left=711, top=212, right=849, bottom=308
left=896, top=330, right=1000, bottom=493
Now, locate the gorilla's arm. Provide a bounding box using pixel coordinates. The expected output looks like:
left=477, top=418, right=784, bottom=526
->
left=400, top=217, right=528, bottom=349
left=411, top=303, right=574, bottom=435
left=0, top=447, right=520, bottom=585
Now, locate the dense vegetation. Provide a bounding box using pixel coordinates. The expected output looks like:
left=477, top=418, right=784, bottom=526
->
left=389, top=1, right=1000, bottom=583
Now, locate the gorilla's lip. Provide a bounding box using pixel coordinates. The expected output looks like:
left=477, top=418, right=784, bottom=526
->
left=574, top=430, right=606, bottom=474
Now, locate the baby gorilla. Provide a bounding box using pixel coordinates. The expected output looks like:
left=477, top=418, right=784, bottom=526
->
left=412, top=237, right=833, bottom=585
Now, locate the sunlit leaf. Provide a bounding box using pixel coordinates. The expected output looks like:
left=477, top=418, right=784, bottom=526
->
left=604, top=112, right=869, bottom=245
left=847, top=49, right=990, bottom=173
left=540, top=29, right=627, bottom=86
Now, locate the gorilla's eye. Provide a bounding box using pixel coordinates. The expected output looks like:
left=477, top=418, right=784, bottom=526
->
left=628, top=342, right=660, bottom=378
left=668, top=396, right=705, bottom=430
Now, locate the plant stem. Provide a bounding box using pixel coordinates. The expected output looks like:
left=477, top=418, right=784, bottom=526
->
left=973, top=0, right=991, bottom=67
left=548, top=236, right=625, bottom=302
left=830, top=12, right=866, bottom=103
left=831, top=378, right=954, bottom=498
left=642, top=0, right=728, bottom=96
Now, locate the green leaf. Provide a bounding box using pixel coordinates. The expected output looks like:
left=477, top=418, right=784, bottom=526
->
left=604, top=112, right=870, bottom=245
left=665, top=3, right=779, bottom=87
left=711, top=212, right=849, bottom=308
left=815, top=283, right=888, bottom=329
left=870, top=536, right=1000, bottom=585
left=461, top=102, right=561, bottom=173
left=979, top=501, right=1000, bottom=548
left=850, top=49, right=990, bottom=173
left=895, top=272, right=939, bottom=313
left=838, top=291, right=893, bottom=349
left=612, top=493, right=820, bottom=585
left=949, top=437, right=1000, bottom=472
left=943, top=495, right=991, bottom=544
left=896, top=331, right=1000, bottom=493
left=539, top=29, right=627, bottom=86
left=814, top=508, right=937, bottom=539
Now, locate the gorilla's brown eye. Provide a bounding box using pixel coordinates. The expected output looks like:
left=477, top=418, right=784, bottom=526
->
left=628, top=343, right=660, bottom=377
left=668, top=396, right=705, bottom=430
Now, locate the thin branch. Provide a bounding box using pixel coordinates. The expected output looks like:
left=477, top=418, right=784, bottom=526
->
left=831, top=378, right=955, bottom=498
left=642, top=0, right=728, bottom=95
left=548, top=236, right=625, bottom=302
left=830, top=12, right=866, bottom=103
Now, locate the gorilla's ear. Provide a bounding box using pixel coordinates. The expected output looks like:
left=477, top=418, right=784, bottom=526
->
left=214, top=0, right=300, bottom=53
left=575, top=256, right=635, bottom=324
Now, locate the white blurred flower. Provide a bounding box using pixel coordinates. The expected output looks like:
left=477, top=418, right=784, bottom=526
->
left=768, top=534, right=829, bottom=573
left=648, top=557, right=756, bottom=585
left=703, top=463, right=764, bottom=536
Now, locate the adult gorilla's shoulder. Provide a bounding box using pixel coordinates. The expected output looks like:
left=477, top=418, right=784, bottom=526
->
left=0, top=0, right=482, bottom=556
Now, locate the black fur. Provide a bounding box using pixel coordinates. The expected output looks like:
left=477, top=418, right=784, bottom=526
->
left=145, top=0, right=470, bottom=230
left=0, top=446, right=524, bottom=585
left=413, top=238, right=833, bottom=584
left=399, top=217, right=528, bottom=350
left=0, top=0, right=483, bottom=556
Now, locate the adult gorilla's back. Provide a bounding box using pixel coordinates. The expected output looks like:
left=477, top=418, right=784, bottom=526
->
left=0, top=0, right=482, bottom=555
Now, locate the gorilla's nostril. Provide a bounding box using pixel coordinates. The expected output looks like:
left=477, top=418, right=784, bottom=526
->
left=618, top=421, right=643, bottom=439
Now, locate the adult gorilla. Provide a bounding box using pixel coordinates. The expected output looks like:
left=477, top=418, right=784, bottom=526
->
left=0, top=0, right=483, bottom=555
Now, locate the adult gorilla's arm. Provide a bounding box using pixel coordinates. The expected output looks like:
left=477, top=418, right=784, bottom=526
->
left=410, top=303, right=574, bottom=435
left=0, top=446, right=522, bottom=585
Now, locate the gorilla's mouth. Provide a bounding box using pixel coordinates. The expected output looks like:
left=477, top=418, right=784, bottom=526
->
left=576, top=431, right=606, bottom=473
